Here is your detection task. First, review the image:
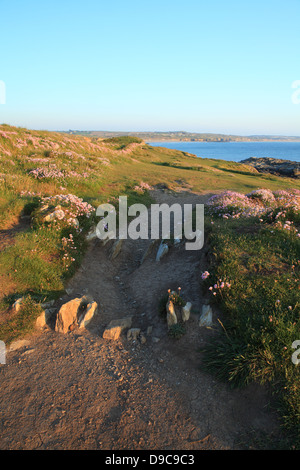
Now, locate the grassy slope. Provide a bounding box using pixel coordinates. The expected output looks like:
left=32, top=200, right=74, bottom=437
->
left=201, top=194, right=300, bottom=448
left=1, top=124, right=300, bottom=446
left=1, top=124, right=299, bottom=329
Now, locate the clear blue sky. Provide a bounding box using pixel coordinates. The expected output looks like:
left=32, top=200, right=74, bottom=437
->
left=0, top=0, right=300, bottom=135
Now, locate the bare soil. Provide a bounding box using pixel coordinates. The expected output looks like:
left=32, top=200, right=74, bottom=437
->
left=0, top=190, right=282, bottom=450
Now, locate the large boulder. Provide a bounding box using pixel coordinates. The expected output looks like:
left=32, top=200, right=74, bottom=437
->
left=55, top=297, right=98, bottom=333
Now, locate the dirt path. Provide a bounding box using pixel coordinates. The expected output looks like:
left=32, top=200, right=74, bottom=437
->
left=0, top=190, right=281, bottom=450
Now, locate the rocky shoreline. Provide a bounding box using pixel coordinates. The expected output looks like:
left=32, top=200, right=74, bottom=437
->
left=240, top=157, right=300, bottom=178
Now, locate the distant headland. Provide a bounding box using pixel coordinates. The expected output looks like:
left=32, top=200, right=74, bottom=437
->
left=63, top=130, right=300, bottom=143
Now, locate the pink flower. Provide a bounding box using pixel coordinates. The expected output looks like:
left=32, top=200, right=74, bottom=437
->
left=201, top=271, right=210, bottom=280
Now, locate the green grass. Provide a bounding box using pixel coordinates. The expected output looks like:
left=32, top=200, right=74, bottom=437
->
left=1, top=124, right=300, bottom=444
left=201, top=210, right=300, bottom=448
left=0, top=295, right=44, bottom=344
left=102, top=135, right=143, bottom=148
left=168, top=323, right=186, bottom=339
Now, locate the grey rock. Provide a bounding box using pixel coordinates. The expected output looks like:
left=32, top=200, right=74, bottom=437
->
left=127, top=328, right=141, bottom=341
left=241, top=157, right=300, bottom=178
left=41, top=299, right=55, bottom=309
left=199, top=304, right=213, bottom=327
left=43, top=207, right=65, bottom=222
left=181, top=302, right=192, bottom=322
left=146, top=326, right=153, bottom=335
left=156, top=242, right=169, bottom=262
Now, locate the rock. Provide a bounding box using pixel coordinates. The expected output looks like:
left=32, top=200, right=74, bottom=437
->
left=55, top=298, right=82, bottom=333
left=110, top=239, right=123, bottom=260
left=8, top=339, right=31, bottom=352
left=81, top=294, right=94, bottom=305
left=45, top=307, right=57, bottom=315
left=199, top=304, right=213, bottom=327
left=103, top=317, right=132, bottom=341
left=241, top=157, right=300, bottom=178
left=181, top=302, right=192, bottom=322
left=41, top=299, right=55, bottom=309
left=156, top=241, right=169, bottom=262
left=23, top=349, right=35, bottom=356
left=12, top=298, right=23, bottom=313
left=127, top=328, right=141, bottom=341
left=146, top=326, right=153, bottom=336
left=35, top=309, right=54, bottom=329
left=55, top=297, right=98, bottom=333
left=140, top=334, right=147, bottom=344
left=43, top=206, right=65, bottom=222
left=166, top=299, right=177, bottom=329
left=78, top=301, right=98, bottom=329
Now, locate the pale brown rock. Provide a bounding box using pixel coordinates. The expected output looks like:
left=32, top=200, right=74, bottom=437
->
left=78, top=301, right=98, bottom=329
left=55, top=298, right=83, bottom=333
left=103, top=317, right=132, bottom=340
left=55, top=297, right=98, bottom=333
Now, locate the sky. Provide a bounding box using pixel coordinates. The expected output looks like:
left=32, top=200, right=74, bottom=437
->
left=0, top=0, right=300, bottom=135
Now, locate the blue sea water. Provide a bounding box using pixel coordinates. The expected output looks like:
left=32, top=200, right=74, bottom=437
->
left=147, top=141, right=300, bottom=163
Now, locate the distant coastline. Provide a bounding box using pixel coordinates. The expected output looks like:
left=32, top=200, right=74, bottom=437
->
left=63, top=130, right=300, bottom=143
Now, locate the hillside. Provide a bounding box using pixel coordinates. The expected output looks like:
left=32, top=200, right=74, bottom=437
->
left=1, top=123, right=300, bottom=332
left=65, top=130, right=300, bottom=142
left=0, top=124, right=300, bottom=449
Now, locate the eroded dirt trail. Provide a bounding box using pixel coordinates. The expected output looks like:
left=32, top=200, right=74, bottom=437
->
left=0, top=190, right=280, bottom=449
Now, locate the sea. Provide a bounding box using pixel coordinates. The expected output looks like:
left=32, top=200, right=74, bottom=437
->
left=147, top=141, right=300, bottom=163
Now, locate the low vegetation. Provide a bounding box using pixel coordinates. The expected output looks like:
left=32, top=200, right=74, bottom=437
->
left=201, top=189, right=300, bottom=448
left=1, top=124, right=300, bottom=445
